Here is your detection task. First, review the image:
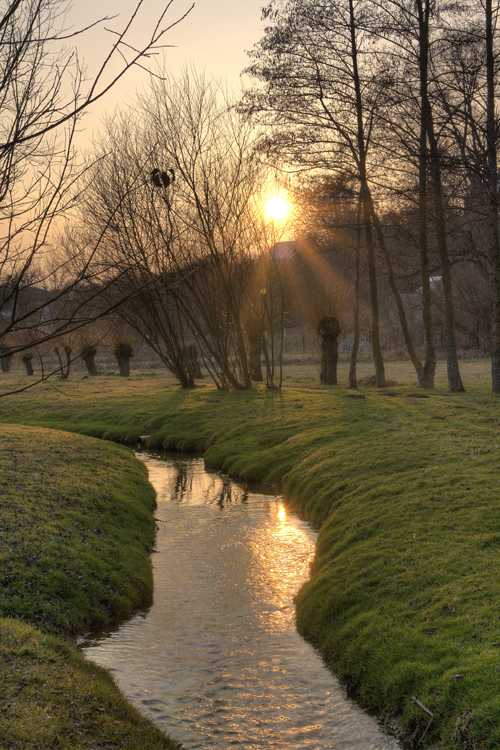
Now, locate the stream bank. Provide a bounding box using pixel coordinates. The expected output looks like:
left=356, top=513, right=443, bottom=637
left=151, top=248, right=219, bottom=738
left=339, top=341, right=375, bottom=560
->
left=83, top=451, right=405, bottom=749
left=1, top=376, right=500, bottom=747
left=0, top=423, right=181, bottom=750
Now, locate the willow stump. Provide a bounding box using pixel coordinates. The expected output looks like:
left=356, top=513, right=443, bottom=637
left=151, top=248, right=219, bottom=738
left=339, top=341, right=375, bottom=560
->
left=113, top=342, right=134, bottom=377
left=80, top=346, right=98, bottom=376
left=317, top=316, right=341, bottom=385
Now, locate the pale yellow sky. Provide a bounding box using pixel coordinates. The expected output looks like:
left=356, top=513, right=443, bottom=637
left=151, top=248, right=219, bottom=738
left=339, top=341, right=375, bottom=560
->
left=65, top=0, right=265, bottom=141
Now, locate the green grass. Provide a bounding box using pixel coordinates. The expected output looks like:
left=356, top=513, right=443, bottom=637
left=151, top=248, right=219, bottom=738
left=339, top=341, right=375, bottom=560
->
left=2, top=370, right=500, bottom=747
left=1, top=618, right=181, bottom=749
left=0, top=425, right=157, bottom=633
left=0, top=423, right=181, bottom=749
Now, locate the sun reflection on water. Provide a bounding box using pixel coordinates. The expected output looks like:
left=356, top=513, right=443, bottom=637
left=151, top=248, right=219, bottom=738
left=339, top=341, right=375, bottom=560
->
left=249, top=500, right=314, bottom=625
left=82, top=455, right=403, bottom=750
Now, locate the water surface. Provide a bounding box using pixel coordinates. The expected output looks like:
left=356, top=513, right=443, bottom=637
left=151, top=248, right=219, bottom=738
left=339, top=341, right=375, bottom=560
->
left=82, top=453, right=403, bottom=749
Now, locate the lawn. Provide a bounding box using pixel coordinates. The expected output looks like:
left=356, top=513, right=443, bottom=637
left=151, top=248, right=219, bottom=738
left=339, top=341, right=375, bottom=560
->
left=0, top=360, right=499, bottom=748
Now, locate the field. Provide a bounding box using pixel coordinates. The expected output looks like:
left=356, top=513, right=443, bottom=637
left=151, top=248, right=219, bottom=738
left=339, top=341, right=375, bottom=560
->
left=4, top=347, right=493, bottom=391
left=0, top=356, right=499, bottom=748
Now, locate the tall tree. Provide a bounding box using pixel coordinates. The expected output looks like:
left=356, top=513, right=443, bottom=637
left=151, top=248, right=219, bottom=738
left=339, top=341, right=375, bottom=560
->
left=367, top=0, right=465, bottom=390
left=423, top=0, right=500, bottom=388
left=417, top=0, right=464, bottom=391
left=484, top=0, right=500, bottom=389
left=244, top=0, right=388, bottom=387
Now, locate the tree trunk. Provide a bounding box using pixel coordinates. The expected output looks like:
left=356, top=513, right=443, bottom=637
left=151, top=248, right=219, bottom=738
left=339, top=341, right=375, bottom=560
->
left=318, top=316, right=341, bottom=385
left=234, top=313, right=252, bottom=390
left=117, top=356, right=130, bottom=377
left=362, top=186, right=386, bottom=387
left=369, top=194, right=426, bottom=386
left=418, top=106, right=436, bottom=389
left=418, top=0, right=464, bottom=392
left=425, top=119, right=463, bottom=393
left=348, top=0, right=385, bottom=387
left=485, top=0, right=500, bottom=391
left=1, top=351, right=12, bottom=373
left=237, top=332, right=252, bottom=388
left=54, top=347, right=64, bottom=377
left=261, top=336, right=277, bottom=390
left=248, top=333, right=263, bottom=381
left=62, top=347, right=72, bottom=380
left=349, top=197, right=362, bottom=389
left=22, top=354, right=34, bottom=376
left=81, top=347, right=98, bottom=376
left=184, top=343, right=204, bottom=380
left=113, top=342, right=133, bottom=378
left=57, top=346, right=72, bottom=380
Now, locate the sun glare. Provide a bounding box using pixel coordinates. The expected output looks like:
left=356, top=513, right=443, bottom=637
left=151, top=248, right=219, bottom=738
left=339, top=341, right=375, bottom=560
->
left=277, top=504, right=286, bottom=521
left=265, top=193, right=291, bottom=222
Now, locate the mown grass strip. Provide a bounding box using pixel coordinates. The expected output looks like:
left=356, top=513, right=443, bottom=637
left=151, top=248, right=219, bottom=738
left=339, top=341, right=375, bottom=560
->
left=1, top=373, right=500, bottom=747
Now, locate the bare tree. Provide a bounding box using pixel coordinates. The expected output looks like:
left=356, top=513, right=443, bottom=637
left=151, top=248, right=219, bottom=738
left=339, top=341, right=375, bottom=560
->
left=483, top=0, right=500, bottom=389
left=80, top=73, right=278, bottom=390
left=430, top=0, right=500, bottom=388
left=244, top=0, right=390, bottom=386
left=369, top=0, right=465, bottom=390
left=0, top=0, right=192, bottom=388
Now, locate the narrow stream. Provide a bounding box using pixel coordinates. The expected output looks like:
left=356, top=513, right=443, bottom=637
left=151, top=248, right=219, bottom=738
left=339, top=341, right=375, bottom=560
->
left=82, top=452, right=404, bottom=750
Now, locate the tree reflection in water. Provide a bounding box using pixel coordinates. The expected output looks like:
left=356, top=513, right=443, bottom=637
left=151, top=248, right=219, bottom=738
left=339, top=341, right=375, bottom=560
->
left=82, top=453, right=404, bottom=750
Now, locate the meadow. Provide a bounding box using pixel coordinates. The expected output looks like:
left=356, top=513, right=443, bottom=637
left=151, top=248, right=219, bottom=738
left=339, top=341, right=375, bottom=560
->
left=1, top=356, right=500, bottom=748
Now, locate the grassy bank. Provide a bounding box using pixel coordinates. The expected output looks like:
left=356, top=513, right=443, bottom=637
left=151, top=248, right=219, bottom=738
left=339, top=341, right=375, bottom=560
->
left=1, top=371, right=500, bottom=747
left=0, top=424, right=181, bottom=749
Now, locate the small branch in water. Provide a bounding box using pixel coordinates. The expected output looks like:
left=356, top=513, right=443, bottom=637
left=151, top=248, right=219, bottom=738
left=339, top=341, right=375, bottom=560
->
left=412, top=696, right=434, bottom=745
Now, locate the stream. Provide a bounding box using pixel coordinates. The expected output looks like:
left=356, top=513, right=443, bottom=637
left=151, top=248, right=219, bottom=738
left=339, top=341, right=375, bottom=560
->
left=81, top=451, right=404, bottom=749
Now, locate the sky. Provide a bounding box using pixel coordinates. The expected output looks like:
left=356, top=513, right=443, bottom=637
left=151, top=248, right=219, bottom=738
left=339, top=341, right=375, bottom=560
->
left=65, top=0, right=266, bottom=140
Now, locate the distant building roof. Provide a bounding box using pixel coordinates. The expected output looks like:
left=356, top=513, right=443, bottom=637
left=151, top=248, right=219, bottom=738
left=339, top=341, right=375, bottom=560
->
left=417, top=276, right=442, bottom=294
left=271, top=241, right=299, bottom=259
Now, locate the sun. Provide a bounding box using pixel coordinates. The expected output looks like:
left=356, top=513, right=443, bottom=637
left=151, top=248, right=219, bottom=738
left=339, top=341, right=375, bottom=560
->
left=265, top=193, right=291, bottom=222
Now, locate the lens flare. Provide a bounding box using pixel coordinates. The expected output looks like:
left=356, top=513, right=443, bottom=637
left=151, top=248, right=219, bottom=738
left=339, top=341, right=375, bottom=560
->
left=265, top=194, right=290, bottom=221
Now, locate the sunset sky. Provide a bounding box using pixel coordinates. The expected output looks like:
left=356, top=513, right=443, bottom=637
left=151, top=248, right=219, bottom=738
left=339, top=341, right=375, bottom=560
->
left=67, top=0, right=266, bottom=138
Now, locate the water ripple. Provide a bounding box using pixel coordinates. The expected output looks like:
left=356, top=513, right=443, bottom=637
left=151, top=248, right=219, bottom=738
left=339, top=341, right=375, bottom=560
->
left=82, top=453, right=404, bottom=750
